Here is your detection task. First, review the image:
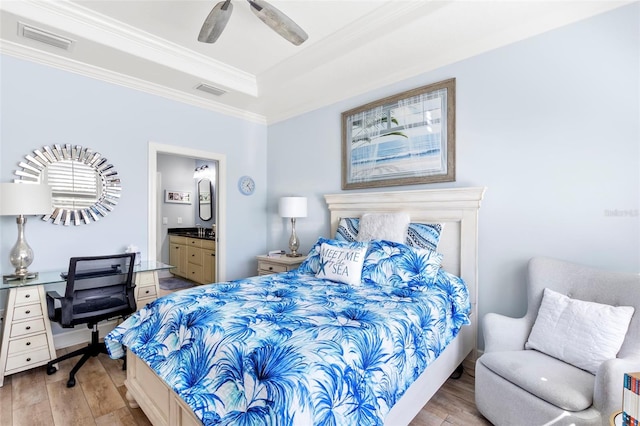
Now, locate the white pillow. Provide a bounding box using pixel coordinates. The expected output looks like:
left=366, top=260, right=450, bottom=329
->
left=525, top=288, right=634, bottom=374
left=315, top=242, right=367, bottom=285
left=356, top=212, right=410, bottom=243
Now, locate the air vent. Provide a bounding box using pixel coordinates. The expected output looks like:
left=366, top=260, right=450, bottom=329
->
left=195, top=83, right=226, bottom=97
left=18, top=22, right=74, bottom=51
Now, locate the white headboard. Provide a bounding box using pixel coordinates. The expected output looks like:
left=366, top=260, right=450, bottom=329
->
left=324, top=187, right=486, bottom=346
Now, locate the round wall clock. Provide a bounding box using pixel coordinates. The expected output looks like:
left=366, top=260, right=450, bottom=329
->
left=238, top=175, right=255, bottom=196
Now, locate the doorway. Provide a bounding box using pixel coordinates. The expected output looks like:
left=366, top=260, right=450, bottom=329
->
left=147, top=142, right=227, bottom=282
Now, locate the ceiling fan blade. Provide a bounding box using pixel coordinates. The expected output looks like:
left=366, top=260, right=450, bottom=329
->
left=198, top=0, right=233, bottom=43
left=248, top=0, right=308, bottom=46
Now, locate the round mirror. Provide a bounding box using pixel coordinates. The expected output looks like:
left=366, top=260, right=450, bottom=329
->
left=14, top=144, right=121, bottom=225
left=198, top=178, right=212, bottom=221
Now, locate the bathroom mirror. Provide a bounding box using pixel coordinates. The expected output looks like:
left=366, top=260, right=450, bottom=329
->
left=198, top=178, right=212, bottom=221
left=14, top=144, right=121, bottom=225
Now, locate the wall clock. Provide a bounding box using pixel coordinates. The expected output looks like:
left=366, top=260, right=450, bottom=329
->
left=238, top=175, right=255, bottom=196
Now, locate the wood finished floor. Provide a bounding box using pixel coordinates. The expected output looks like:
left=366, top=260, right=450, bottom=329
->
left=0, top=281, right=491, bottom=425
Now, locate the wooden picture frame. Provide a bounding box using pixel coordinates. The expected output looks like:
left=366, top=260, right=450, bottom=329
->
left=342, top=78, right=455, bottom=190
left=164, top=190, right=191, bottom=204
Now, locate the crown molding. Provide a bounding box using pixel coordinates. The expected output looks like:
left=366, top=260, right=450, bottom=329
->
left=2, top=0, right=259, bottom=97
left=258, top=1, right=448, bottom=89
left=0, top=40, right=267, bottom=125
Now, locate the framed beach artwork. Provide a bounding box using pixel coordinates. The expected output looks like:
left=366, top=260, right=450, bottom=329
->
left=341, top=78, right=455, bottom=190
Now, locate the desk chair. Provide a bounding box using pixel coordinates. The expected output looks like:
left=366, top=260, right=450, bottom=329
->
left=45, top=253, right=136, bottom=387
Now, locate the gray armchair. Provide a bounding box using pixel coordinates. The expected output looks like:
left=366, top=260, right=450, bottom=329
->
left=476, top=257, right=640, bottom=426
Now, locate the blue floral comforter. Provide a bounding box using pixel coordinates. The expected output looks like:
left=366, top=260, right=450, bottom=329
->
left=105, top=269, right=470, bottom=425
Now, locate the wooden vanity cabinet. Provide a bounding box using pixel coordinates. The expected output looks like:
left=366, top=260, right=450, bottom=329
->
left=169, top=236, right=188, bottom=278
left=186, top=238, right=216, bottom=284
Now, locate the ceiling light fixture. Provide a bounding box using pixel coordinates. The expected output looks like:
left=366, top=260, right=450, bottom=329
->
left=198, top=0, right=308, bottom=46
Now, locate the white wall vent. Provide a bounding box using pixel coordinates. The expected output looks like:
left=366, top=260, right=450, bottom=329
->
left=195, top=83, right=226, bottom=97
left=18, top=22, right=75, bottom=51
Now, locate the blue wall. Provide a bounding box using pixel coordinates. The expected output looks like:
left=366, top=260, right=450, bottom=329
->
left=0, top=56, right=268, bottom=281
left=266, top=4, right=640, bottom=346
left=0, top=3, right=637, bottom=349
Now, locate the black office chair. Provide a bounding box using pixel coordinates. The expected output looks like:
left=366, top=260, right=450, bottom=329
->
left=46, top=253, right=137, bottom=387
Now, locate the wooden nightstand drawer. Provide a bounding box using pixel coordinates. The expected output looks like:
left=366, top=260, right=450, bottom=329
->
left=10, top=318, right=46, bottom=338
left=5, top=347, right=51, bottom=372
left=14, top=288, right=40, bottom=305
left=7, top=334, right=49, bottom=355
left=258, top=261, right=288, bottom=274
left=256, top=255, right=307, bottom=276
left=12, top=303, right=43, bottom=321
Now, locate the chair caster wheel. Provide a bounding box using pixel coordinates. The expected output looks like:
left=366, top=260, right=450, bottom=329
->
left=46, top=365, right=57, bottom=375
left=66, top=377, right=76, bottom=388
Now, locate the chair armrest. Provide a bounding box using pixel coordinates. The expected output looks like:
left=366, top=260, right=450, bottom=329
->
left=45, top=291, right=63, bottom=321
left=482, top=313, right=532, bottom=353
left=594, top=357, right=640, bottom=424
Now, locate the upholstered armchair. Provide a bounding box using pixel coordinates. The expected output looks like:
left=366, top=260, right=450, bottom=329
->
left=476, top=257, right=640, bottom=426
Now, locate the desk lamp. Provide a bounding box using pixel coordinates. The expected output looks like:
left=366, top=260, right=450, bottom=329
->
left=278, top=196, right=307, bottom=257
left=0, top=183, right=52, bottom=282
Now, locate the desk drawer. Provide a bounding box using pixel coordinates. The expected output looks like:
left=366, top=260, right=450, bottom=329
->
left=7, top=334, right=48, bottom=355
left=137, top=296, right=157, bottom=308
left=5, top=347, right=51, bottom=372
left=137, top=285, right=157, bottom=299
left=135, top=271, right=157, bottom=286
left=10, top=318, right=46, bottom=338
left=14, top=288, right=40, bottom=305
left=12, top=303, right=43, bottom=321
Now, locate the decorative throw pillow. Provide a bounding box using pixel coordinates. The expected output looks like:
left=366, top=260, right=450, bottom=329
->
left=361, top=240, right=443, bottom=288
left=336, top=217, right=444, bottom=252
left=356, top=213, right=410, bottom=244
left=315, top=242, right=368, bottom=285
left=298, top=237, right=366, bottom=275
left=335, top=217, right=360, bottom=242
left=406, top=222, right=444, bottom=252
left=525, top=288, right=635, bottom=374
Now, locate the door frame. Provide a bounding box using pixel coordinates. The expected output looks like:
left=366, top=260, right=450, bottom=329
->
left=147, top=142, right=227, bottom=282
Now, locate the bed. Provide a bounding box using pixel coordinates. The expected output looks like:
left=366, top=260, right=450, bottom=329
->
left=107, top=187, right=485, bottom=426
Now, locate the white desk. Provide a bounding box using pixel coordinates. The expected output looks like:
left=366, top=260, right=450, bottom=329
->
left=0, top=261, right=172, bottom=387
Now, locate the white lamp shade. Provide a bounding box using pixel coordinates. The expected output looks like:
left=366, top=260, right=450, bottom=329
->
left=279, top=196, right=307, bottom=218
left=0, top=183, right=52, bottom=216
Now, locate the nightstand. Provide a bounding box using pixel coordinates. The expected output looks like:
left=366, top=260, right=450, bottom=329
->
left=256, top=255, right=306, bottom=275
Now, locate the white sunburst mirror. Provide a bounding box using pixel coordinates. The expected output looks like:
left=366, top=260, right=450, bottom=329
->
left=14, top=144, right=121, bottom=225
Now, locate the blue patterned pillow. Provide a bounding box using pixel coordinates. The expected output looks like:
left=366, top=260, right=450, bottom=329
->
left=406, top=222, right=443, bottom=252
left=335, top=217, right=359, bottom=242
left=361, top=240, right=443, bottom=289
left=297, top=237, right=368, bottom=275
left=335, top=217, right=443, bottom=252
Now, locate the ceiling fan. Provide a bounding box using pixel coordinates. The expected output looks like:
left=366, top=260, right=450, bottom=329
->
left=198, top=0, right=308, bottom=46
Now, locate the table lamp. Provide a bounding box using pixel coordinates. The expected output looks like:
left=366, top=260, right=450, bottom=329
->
left=278, top=196, right=307, bottom=257
left=0, top=183, right=52, bottom=282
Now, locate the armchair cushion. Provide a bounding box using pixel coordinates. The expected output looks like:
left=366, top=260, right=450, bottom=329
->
left=479, top=350, right=596, bottom=411
left=525, top=288, right=634, bottom=374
